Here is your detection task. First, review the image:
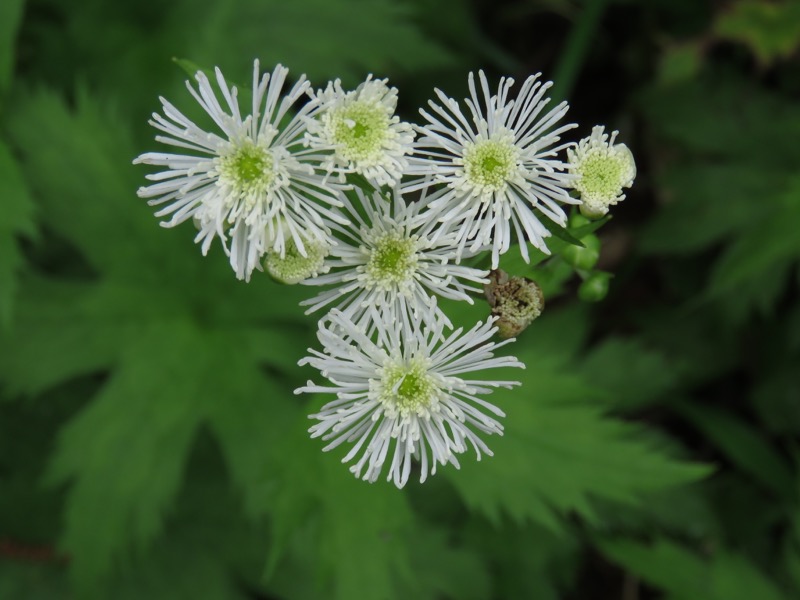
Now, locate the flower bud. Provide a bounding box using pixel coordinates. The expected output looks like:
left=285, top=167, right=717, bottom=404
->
left=568, top=125, right=636, bottom=219
left=484, top=270, right=544, bottom=338
left=578, top=271, right=612, bottom=302
left=562, top=233, right=601, bottom=271
left=264, top=236, right=329, bottom=284
left=569, top=213, right=591, bottom=229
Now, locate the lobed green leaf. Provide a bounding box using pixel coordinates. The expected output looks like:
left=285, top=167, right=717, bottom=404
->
left=599, top=537, right=790, bottom=600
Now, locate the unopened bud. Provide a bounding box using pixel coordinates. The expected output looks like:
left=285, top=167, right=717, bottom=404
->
left=578, top=271, right=612, bottom=302
left=569, top=213, right=591, bottom=229
left=562, top=233, right=601, bottom=271
left=484, top=270, right=544, bottom=339
left=264, top=236, right=329, bottom=285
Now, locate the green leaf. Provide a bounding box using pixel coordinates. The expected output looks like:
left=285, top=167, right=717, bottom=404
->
left=536, top=210, right=586, bottom=247
left=706, top=472, right=787, bottom=556
left=591, top=481, right=721, bottom=542
left=640, top=75, right=800, bottom=167
left=497, top=216, right=611, bottom=299
left=634, top=306, right=740, bottom=388
left=640, top=164, right=783, bottom=255
left=108, top=441, right=268, bottom=600
left=715, top=0, right=800, bottom=66
left=314, top=472, right=414, bottom=600
left=463, top=517, right=579, bottom=600
left=675, top=400, right=796, bottom=501
left=401, top=527, right=491, bottom=600
left=41, top=320, right=297, bottom=595
left=181, top=0, right=455, bottom=86
left=263, top=404, right=495, bottom=600
left=714, top=263, right=793, bottom=324
left=0, top=139, right=35, bottom=328
left=1, top=274, right=300, bottom=397
left=789, top=476, right=800, bottom=593
left=657, top=41, right=704, bottom=86
left=502, top=215, right=612, bottom=271
left=3, top=85, right=311, bottom=314
left=1, top=86, right=320, bottom=594
left=406, top=0, right=521, bottom=72
left=113, top=543, right=242, bottom=600
left=16, top=0, right=457, bottom=126
left=598, top=538, right=790, bottom=600
left=518, top=303, right=592, bottom=362
left=528, top=258, right=576, bottom=299
left=639, top=73, right=800, bottom=318
left=705, top=175, right=800, bottom=301
left=752, top=363, right=800, bottom=435
left=205, top=374, right=297, bottom=521
left=0, top=0, right=24, bottom=96
left=45, top=320, right=213, bottom=591
left=579, top=337, right=678, bottom=410
left=0, top=279, right=137, bottom=395
left=263, top=410, right=416, bottom=600
left=5, top=88, right=193, bottom=280
left=171, top=57, right=209, bottom=81
left=787, top=547, right=800, bottom=599
left=242, top=325, right=312, bottom=374
left=0, top=564, right=69, bottom=600
left=0, top=381, right=85, bottom=543
left=446, top=345, right=711, bottom=527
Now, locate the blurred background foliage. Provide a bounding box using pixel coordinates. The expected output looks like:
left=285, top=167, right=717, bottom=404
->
left=0, top=0, right=799, bottom=598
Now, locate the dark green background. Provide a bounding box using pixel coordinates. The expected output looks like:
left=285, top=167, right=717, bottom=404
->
left=1, top=0, right=799, bottom=598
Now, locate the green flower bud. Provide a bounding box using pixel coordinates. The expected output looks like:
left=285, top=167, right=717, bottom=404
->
left=562, top=233, right=601, bottom=271
left=264, top=236, right=329, bottom=285
left=578, top=271, right=612, bottom=302
left=569, top=213, right=591, bottom=229
left=484, top=270, right=545, bottom=339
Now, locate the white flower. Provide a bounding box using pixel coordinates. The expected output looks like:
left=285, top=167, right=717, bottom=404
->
left=296, top=311, right=524, bottom=488
left=405, top=70, right=578, bottom=268
left=304, top=76, right=415, bottom=187
left=567, top=125, right=636, bottom=218
left=134, top=60, right=345, bottom=281
left=300, top=186, right=488, bottom=333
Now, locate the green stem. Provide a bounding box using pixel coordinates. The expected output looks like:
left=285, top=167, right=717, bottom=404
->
left=551, top=0, right=609, bottom=102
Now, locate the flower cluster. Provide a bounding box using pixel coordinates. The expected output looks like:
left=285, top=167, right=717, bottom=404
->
left=135, top=60, right=635, bottom=488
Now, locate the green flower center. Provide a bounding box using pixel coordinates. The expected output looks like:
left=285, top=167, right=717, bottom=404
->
left=365, top=233, right=418, bottom=288
left=463, top=137, right=518, bottom=192
left=575, top=150, right=628, bottom=200
left=330, top=101, right=389, bottom=162
left=380, top=358, right=438, bottom=415
left=218, top=141, right=274, bottom=202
